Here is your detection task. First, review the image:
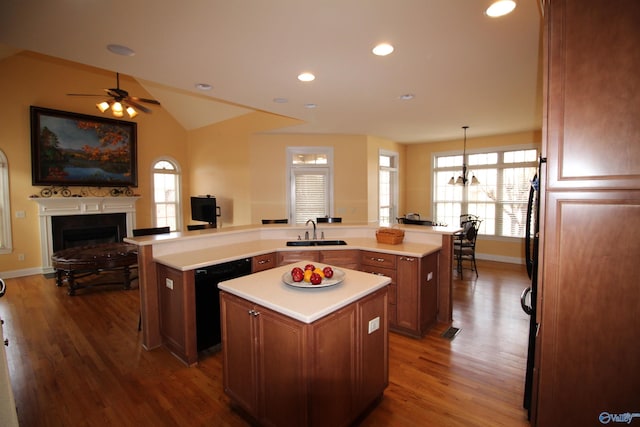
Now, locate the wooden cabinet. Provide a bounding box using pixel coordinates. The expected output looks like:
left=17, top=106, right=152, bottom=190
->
left=360, top=251, right=397, bottom=326
left=277, top=250, right=319, bottom=266
left=360, top=250, right=438, bottom=337
left=534, top=1, right=640, bottom=425
left=156, top=263, right=197, bottom=365
left=252, top=252, right=276, bottom=272
left=319, top=248, right=360, bottom=270
left=221, top=292, right=307, bottom=426
left=220, top=288, right=388, bottom=427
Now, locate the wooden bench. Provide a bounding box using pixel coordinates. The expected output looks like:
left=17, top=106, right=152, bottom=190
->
left=51, top=243, right=138, bottom=295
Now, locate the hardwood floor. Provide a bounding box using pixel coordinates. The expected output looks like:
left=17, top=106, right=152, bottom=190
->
left=0, top=261, right=531, bottom=426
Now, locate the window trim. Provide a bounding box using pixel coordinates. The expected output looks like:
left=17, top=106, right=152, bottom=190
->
left=151, top=156, right=182, bottom=231
left=379, top=149, right=399, bottom=226
left=432, top=143, right=538, bottom=239
left=286, top=146, right=334, bottom=224
left=0, top=150, right=11, bottom=254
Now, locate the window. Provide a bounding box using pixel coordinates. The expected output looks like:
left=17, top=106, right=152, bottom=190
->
left=152, top=158, right=181, bottom=231
left=0, top=150, right=11, bottom=254
left=287, top=147, right=333, bottom=224
left=433, top=147, right=537, bottom=238
left=379, top=151, right=398, bottom=226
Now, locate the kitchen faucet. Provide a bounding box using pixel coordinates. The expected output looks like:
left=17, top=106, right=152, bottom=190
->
left=305, top=219, right=317, bottom=240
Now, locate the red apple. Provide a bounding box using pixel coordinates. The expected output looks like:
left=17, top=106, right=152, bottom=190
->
left=291, top=267, right=304, bottom=282
left=304, top=264, right=315, bottom=271
left=323, top=266, right=334, bottom=278
left=310, top=272, right=323, bottom=285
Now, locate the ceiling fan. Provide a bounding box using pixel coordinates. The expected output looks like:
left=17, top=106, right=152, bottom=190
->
left=67, top=72, right=160, bottom=118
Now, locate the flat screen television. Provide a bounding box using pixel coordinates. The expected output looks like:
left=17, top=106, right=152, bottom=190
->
left=191, top=196, right=219, bottom=226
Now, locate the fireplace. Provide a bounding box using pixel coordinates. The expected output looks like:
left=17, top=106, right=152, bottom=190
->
left=31, top=196, right=139, bottom=274
left=52, top=213, right=127, bottom=251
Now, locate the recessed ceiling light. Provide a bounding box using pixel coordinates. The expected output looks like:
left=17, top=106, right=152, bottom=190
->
left=304, top=103, right=317, bottom=109
left=486, top=0, right=516, bottom=17
left=372, top=43, right=394, bottom=56
left=273, top=97, right=289, bottom=103
left=106, top=44, right=135, bottom=56
left=399, top=94, right=415, bottom=100
left=195, top=83, right=212, bottom=91
left=297, top=72, right=315, bottom=82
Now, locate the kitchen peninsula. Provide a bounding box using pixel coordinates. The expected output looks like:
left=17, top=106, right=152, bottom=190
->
left=124, top=223, right=459, bottom=365
left=219, top=263, right=390, bottom=426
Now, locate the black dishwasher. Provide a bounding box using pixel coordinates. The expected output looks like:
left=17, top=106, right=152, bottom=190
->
left=195, top=257, right=252, bottom=352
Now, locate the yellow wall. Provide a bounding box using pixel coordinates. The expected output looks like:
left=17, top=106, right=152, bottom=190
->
left=406, top=130, right=542, bottom=261
left=247, top=133, right=370, bottom=223
left=0, top=51, right=541, bottom=274
left=0, top=52, right=188, bottom=272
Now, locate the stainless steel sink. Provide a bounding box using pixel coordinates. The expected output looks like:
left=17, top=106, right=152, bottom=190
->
left=286, top=240, right=348, bottom=246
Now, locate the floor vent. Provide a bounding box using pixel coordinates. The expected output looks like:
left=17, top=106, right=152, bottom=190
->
left=441, top=326, right=461, bottom=340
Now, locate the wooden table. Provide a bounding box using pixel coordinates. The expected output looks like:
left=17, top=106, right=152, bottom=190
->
left=51, top=243, right=138, bottom=295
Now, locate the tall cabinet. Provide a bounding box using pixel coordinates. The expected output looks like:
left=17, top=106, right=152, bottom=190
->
left=534, top=1, right=640, bottom=425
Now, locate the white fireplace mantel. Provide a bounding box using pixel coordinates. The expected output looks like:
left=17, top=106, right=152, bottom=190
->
left=30, top=196, right=139, bottom=274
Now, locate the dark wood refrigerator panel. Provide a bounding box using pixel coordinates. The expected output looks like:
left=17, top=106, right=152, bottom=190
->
left=535, top=0, right=640, bottom=425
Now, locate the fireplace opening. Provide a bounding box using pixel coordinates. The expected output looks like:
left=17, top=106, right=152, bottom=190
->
left=52, top=213, right=127, bottom=251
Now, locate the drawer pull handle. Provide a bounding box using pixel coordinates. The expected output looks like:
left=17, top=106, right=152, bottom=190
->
left=370, top=257, right=386, bottom=263
left=248, top=309, right=261, bottom=317
left=258, top=259, right=271, bottom=265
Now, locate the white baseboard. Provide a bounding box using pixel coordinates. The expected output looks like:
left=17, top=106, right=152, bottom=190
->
left=0, top=267, right=45, bottom=279
left=476, top=253, right=524, bottom=265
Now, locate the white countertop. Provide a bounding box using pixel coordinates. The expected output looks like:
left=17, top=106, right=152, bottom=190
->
left=218, top=261, right=391, bottom=324
left=152, top=237, right=441, bottom=271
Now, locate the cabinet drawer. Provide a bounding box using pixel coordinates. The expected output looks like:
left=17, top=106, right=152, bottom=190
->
left=252, top=253, right=276, bottom=272
left=277, top=250, right=320, bottom=266
left=360, top=251, right=397, bottom=269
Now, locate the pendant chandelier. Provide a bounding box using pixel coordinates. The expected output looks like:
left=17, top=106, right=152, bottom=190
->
left=448, top=126, right=480, bottom=186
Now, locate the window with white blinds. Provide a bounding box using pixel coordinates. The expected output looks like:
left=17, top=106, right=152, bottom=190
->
left=433, top=147, right=537, bottom=238
left=379, top=151, right=398, bottom=226
left=288, top=147, right=333, bottom=224
left=0, top=150, right=12, bottom=254
left=152, top=158, right=181, bottom=231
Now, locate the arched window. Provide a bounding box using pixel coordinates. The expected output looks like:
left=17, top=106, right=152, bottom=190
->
left=0, top=150, right=12, bottom=254
left=152, top=158, right=181, bottom=231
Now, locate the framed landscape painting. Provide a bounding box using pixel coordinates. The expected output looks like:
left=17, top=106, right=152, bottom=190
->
left=30, top=106, right=138, bottom=187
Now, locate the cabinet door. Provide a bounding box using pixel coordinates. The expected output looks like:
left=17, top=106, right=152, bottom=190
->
left=220, top=292, right=258, bottom=415
left=320, top=249, right=359, bottom=270
left=252, top=252, right=276, bottom=272
left=360, top=264, right=397, bottom=327
left=257, top=308, right=307, bottom=427
left=157, top=264, right=197, bottom=365
left=277, top=250, right=320, bottom=266
left=357, top=288, right=388, bottom=412
left=396, top=256, right=419, bottom=333
left=308, top=304, right=357, bottom=427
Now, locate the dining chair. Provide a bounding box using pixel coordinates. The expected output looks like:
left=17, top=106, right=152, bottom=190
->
left=316, top=217, right=342, bottom=223
left=261, top=219, right=288, bottom=224
left=454, top=219, right=482, bottom=278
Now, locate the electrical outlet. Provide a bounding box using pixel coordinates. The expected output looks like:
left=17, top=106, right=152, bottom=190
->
left=15, top=211, right=26, bottom=218
left=18, top=253, right=25, bottom=261
left=368, top=316, right=380, bottom=334
left=165, top=278, right=174, bottom=290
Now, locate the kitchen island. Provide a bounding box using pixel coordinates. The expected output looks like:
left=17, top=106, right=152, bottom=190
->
left=124, top=223, right=459, bottom=364
left=218, top=262, right=390, bottom=427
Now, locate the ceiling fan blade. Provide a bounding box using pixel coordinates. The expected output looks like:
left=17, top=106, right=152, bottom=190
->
left=67, top=93, right=104, bottom=97
left=130, top=96, right=161, bottom=106
left=125, top=98, right=152, bottom=113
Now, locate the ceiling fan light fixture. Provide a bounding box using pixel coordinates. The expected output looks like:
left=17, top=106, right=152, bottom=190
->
left=111, top=101, right=124, bottom=117
left=96, top=101, right=110, bottom=112
left=486, top=0, right=516, bottom=18
left=126, top=106, right=138, bottom=118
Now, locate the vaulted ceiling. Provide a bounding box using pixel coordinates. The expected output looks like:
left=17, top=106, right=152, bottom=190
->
left=0, top=0, right=542, bottom=143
